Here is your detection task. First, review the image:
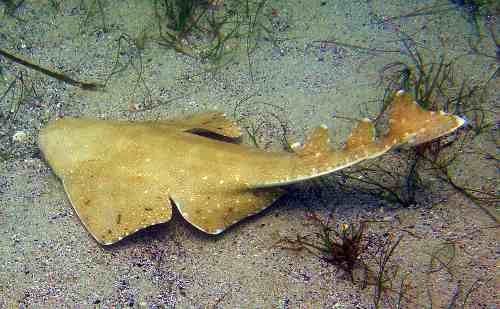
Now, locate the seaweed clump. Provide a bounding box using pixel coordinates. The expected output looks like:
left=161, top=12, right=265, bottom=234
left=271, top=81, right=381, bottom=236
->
left=153, top=0, right=272, bottom=65
left=335, top=33, right=499, bottom=221
left=278, top=213, right=369, bottom=282
left=278, top=214, right=411, bottom=308
left=278, top=213, right=494, bottom=308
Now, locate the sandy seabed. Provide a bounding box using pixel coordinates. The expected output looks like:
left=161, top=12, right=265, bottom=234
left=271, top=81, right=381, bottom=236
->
left=0, top=0, right=498, bottom=307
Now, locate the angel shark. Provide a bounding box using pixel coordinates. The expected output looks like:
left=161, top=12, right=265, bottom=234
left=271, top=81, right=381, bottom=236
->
left=38, top=90, right=466, bottom=245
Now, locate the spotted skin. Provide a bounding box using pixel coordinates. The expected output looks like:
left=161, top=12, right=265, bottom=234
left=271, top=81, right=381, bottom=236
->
left=38, top=91, right=466, bottom=245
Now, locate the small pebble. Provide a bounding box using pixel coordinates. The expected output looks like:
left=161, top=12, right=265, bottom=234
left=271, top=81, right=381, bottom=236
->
left=12, top=131, right=28, bottom=143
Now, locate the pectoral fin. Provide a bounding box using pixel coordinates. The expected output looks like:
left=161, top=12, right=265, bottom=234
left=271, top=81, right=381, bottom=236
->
left=172, top=188, right=285, bottom=234
left=62, top=160, right=173, bottom=245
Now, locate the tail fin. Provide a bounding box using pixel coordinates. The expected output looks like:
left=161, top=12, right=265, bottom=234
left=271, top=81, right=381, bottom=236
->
left=253, top=90, right=467, bottom=189
left=384, top=90, right=466, bottom=146
left=294, top=90, right=465, bottom=160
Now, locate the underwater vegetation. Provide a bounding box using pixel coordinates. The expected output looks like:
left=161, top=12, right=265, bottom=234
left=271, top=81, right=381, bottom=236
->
left=152, top=0, right=273, bottom=67
left=0, top=66, right=28, bottom=162
left=278, top=213, right=369, bottom=283
left=326, top=11, right=500, bottom=222
left=449, top=0, right=500, bottom=34
left=339, top=50, right=498, bottom=211
left=0, top=47, right=103, bottom=161
left=0, top=48, right=104, bottom=91
left=0, top=1, right=497, bottom=307
left=0, top=0, right=278, bottom=159
left=79, top=0, right=109, bottom=33
left=273, top=2, right=498, bottom=307
left=0, top=0, right=23, bottom=15
left=274, top=4, right=498, bottom=308
left=279, top=212, right=493, bottom=308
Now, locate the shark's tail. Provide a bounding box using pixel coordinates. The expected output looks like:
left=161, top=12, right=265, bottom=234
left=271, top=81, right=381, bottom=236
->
left=255, top=90, right=467, bottom=188
left=297, top=89, right=467, bottom=156
left=381, top=90, right=466, bottom=146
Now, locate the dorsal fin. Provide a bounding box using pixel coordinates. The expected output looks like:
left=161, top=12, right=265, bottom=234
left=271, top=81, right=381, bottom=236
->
left=169, top=111, right=243, bottom=140
left=343, top=118, right=375, bottom=151
left=296, top=125, right=331, bottom=160
left=385, top=90, right=466, bottom=145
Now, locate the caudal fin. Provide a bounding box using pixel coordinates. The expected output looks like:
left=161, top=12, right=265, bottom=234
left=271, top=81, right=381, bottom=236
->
left=254, top=90, right=467, bottom=189
left=384, top=90, right=466, bottom=146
